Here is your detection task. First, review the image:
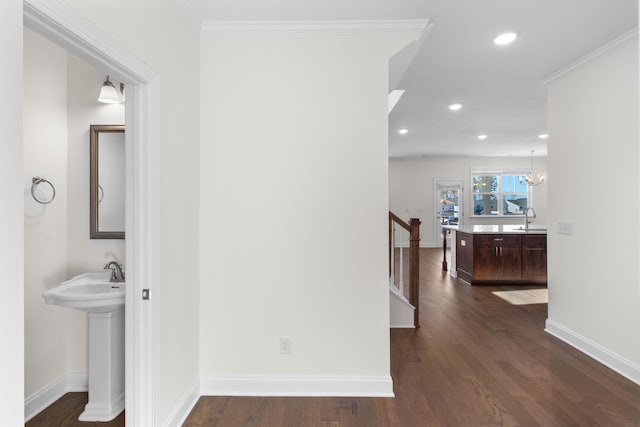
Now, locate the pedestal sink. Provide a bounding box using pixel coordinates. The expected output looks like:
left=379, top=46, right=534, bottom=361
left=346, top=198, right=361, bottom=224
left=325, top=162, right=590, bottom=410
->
left=43, top=272, right=125, bottom=422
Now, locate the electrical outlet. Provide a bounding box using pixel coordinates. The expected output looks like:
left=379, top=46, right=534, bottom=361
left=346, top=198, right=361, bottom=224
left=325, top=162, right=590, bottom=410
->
left=279, top=337, right=291, bottom=355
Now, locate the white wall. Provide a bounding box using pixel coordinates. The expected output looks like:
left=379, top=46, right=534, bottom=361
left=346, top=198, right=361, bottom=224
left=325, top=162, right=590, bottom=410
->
left=0, top=0, right=24, bottom=423
left=199, top=30, right=414, bottom=392
left=546, top=37, right=640, bottom=380
left=62, top=1, right=201, bottom=422
left=65, top=50, right=126, bottom=375
left=390, top=156, right=548, bottom=246
left=67, top=54, right=125, bottom=278
left=23, top=27, right=70, bottom=400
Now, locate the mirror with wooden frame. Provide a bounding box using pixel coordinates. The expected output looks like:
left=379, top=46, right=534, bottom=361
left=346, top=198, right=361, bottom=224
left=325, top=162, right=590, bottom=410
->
left=90, top=124, right=125, bottom=239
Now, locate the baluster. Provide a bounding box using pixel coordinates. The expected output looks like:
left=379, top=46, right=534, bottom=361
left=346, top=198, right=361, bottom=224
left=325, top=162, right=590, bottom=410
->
left=389, top=222, right=395, bottom=288
left=409, top=218, right=421, bottom=327
left=398, top=231, right=404, bottom=295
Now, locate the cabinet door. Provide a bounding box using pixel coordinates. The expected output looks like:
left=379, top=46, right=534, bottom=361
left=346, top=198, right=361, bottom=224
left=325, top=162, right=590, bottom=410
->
left=473, top=235, right=501, bottom=281
left=523, top=234, right=547, bottom=283
left=473, top=234, right=522, bottom=282
left=500, top=247, right=523, bottom=280
left=497, top=235, right=523, bottom=281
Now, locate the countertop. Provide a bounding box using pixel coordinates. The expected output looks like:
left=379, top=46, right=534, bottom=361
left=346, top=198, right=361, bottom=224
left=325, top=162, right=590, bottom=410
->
left=442, top=224, right=548, bottom=234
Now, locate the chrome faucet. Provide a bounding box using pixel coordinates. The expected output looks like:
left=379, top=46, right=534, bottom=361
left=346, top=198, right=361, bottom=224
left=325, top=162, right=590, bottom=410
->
left=524, top=207, right=537, bottom=231
left=104, top=261, right=125, bottom=282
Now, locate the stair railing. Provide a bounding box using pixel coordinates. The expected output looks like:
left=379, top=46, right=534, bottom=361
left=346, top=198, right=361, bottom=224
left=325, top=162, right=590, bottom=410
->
left=389, top=212, right=421, bottom=327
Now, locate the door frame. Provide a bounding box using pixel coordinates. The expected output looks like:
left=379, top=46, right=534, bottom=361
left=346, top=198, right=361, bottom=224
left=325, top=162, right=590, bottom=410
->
left=24, top=1, right=160, bottom=424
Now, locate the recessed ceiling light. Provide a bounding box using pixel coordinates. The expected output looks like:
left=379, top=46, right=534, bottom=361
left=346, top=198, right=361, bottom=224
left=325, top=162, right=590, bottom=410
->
left=448, top=103, right=462, bottom=111
left=493, top=32, right=517, bottom=46
left=478, top=134, right=488, bottom=140
left=538, top=133, right=549, bottom=139
left=398, top=129, right=409, bottom=135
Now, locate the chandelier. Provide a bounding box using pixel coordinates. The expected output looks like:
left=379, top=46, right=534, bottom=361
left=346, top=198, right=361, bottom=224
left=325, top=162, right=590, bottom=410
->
left=525, top=150, right=545, bottom=186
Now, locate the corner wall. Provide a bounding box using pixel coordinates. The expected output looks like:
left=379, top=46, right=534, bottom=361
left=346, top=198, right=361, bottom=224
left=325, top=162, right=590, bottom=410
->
left=199, top=29, right=416, bottom=394
left=23, top=27, right=70, bottom=401
left=0, top=0, right=24, bottom=423
left=63, top=1, right=202, bottom=422
left=546, top=36, right=640, bottom=382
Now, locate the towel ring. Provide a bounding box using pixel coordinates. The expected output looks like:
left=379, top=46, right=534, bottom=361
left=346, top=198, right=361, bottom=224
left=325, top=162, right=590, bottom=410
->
left=31, top=176, right=56, bottom=205
left=97, top=184, right=104, bottom=203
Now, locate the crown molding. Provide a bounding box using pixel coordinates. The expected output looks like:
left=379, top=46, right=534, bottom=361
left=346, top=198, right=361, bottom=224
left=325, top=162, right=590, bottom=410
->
left=201, top=19, right=430, bottom=39
left=541, top=27, right=638, bottom=85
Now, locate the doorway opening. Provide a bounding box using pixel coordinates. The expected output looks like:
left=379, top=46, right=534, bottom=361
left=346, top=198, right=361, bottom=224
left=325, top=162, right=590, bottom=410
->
left=434, top=180, right=463, bottom=247
left=23, top=1, right=159, bottom=424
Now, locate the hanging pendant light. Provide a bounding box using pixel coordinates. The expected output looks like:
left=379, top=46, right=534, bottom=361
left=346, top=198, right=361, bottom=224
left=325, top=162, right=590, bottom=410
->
left=525, top=150, right=545, bottom=186
left=98, top=76, right=122, bottom=104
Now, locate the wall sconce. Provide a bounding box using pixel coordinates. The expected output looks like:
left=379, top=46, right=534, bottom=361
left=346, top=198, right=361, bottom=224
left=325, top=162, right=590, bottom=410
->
left=98, top=76, right=123, bottom=104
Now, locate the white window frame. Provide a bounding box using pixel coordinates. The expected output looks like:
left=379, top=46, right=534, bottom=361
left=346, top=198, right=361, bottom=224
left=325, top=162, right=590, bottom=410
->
left=470, top=168, right=531, bottom=217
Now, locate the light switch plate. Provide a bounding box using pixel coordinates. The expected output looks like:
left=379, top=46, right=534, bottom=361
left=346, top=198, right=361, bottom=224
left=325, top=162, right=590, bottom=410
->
left=558, top=221, right=573, bottom=235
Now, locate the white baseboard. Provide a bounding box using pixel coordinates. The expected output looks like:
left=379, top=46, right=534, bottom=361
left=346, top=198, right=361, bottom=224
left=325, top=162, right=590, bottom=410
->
left=545, top=319, right=640, bottom=385
left=163, top=378, right=201, bottom=427
left=200, top=375, right=394, bottom=397
left=25, top=372, right=88, bottom=422
left=390, top=323, right=416, bottom=328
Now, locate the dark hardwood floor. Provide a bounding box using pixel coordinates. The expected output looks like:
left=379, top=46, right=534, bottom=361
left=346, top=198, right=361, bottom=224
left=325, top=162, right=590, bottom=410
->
left=25, top=392, right=124, bottom=426
left=28, top=249, right=640, bottom=426
left=184, top=248, right=640, bottom=426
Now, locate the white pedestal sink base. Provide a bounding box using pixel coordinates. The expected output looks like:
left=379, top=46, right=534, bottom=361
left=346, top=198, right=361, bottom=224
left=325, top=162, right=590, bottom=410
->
left=79, top=307, right=125, bottom=421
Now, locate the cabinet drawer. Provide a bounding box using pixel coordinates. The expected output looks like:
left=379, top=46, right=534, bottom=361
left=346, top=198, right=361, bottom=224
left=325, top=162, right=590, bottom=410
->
left=523, top=234, right=546, bottom=249
left=474, top=234, right=521, bottom=249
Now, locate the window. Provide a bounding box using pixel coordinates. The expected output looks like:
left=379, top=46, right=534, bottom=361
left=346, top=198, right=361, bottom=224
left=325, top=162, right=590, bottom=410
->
left=472, top=170, right=530, bottom=216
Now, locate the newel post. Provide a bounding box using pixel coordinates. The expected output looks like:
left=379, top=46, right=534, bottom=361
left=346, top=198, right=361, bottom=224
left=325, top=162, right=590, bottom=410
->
left=409, top=218, right=421, bottom=327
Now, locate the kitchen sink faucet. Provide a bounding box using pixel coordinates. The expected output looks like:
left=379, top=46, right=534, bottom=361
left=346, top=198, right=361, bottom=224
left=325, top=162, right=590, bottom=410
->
left=524, top=207, right=537, bottom=231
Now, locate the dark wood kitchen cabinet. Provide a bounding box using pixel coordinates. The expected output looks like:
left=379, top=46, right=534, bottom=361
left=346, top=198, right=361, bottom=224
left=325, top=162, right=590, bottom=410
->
left=522, top=234, right=547, bottom=284
left=473, top=234, right=522, bottom=281
left=455, top=231, right=546, bottom=285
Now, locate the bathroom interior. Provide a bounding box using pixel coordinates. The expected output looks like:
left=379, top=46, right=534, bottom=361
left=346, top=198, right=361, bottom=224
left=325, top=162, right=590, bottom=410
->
left=24, top=27, right=126, bottom=422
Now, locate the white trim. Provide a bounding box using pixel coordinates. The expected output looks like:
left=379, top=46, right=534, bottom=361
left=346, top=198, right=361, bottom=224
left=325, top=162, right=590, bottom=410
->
left=24, top=1, right=161, bottom=425
left=389, top=288, right=416, bottom=329
left=541, top=28, right=639, bottom=85
left=23, top=0, right=155, bottom=84
left=545, top=319, right=640, bottom=385
left=390, top=323, right=416, bottom=329
left=162, top=379, right=200, bottom=427
left=201, top=376, right=394, bottom=397
left=126, top=79, right=161, bottom=426
left=202, top=19, right=429, bottom=39
left=24, top=372, right=88, bottom=422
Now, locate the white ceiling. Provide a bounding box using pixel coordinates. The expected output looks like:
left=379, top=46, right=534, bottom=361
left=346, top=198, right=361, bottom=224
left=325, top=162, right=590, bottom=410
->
left=182, top=0, right=638, bottom=158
